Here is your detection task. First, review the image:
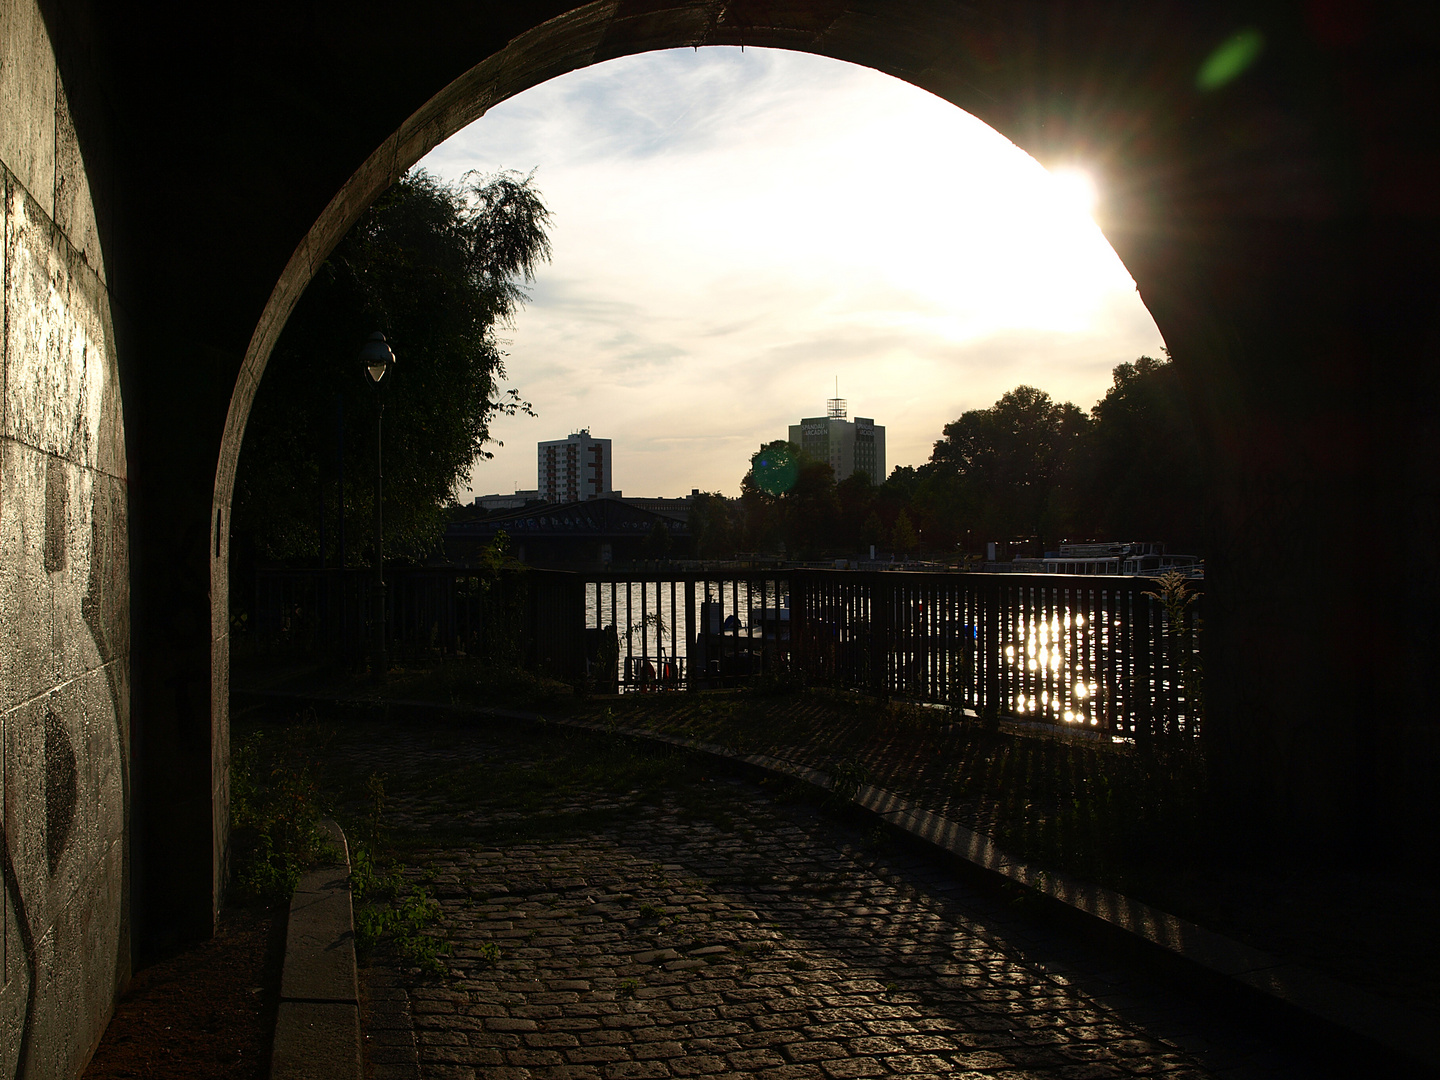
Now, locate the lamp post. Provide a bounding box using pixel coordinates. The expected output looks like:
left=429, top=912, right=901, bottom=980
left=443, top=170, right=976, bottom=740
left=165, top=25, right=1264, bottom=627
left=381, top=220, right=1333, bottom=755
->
left=359, top=332, right=396, bottom=681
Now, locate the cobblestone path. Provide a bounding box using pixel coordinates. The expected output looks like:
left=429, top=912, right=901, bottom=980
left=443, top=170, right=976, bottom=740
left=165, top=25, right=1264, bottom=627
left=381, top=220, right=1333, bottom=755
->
left=343, top=729, right=1322, bottom=1080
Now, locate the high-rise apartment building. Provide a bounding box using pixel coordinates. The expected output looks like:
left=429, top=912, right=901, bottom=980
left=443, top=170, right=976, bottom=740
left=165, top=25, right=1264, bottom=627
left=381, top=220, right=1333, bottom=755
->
left=539, top=429, right=612, bottom=501
left=788, top=399, right=885, bottom=484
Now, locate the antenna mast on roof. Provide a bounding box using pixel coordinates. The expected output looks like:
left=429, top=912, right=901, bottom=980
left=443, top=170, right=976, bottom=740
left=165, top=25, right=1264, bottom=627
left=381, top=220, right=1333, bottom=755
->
left=828, top=376, right=847, bottom=420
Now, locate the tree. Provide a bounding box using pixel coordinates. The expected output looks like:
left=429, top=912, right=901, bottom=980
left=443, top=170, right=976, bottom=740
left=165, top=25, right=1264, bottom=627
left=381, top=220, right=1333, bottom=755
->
left=891, top=509, right=919, bottom=555
left=234, top=169, right=553, bottom=564
left=785, top=457, right=839, bottom=558
left=1084, top=355, right=1204, bottom=549
left=911, top=465, right=972, bottom=553
left=928, top=385, right=1089, bottom=549
left=861, top=510, right=885, bottom=551
left=739, top=441, right=839, bottom=558
left=834, top=470, right=875, bottom=551
left=739, top=441, right=795, bottom=553
left=688, top=491, right=736, bottom=560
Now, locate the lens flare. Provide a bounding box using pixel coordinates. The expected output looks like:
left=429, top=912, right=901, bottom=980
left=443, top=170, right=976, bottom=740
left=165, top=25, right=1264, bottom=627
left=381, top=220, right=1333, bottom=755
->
left=1197, top=28, right=1265, bottom=91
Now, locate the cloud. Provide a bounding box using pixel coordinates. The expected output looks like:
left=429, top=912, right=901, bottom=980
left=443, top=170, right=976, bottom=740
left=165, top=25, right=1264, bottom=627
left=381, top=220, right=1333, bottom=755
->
left=425, top=48, right=1165, bottom=499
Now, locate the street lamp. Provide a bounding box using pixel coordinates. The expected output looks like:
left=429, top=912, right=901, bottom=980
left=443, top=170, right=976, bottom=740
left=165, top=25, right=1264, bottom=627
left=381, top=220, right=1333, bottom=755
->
left=359, top=331, right=395, bottom=681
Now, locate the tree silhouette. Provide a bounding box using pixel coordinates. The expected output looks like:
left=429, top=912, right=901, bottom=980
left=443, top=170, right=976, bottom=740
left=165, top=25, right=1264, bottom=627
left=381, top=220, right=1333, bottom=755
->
left=1082, top=355, right=1204, bottom=549
left=891, top=509, right=919, bottom=555
left=929, top=386, right=1088, bottom=550
left=235, top=169, right=552, bottom=564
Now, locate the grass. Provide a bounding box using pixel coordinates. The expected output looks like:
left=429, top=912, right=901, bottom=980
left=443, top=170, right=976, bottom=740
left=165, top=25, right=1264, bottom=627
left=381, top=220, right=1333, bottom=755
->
left=228, top=715, right=456, bottom=972
left=234, top=651, right=578, bottom=712
left=391, top=655, right=575, bottom=710
left=339, top=726, right=725, bottom=851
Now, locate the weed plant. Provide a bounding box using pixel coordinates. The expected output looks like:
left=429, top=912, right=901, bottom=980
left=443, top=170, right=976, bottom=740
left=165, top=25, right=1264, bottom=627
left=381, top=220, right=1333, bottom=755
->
left=349, top=840, right=452, bottom=975
left=231, top=715, right=456, bottom=971
left=344, top=770, right=453, bottom=974
left=228, top=720, right=330, bottom=903
left=829, top=758, right=870, bottom=804
left=1143, top=570, right=1205, bottom=732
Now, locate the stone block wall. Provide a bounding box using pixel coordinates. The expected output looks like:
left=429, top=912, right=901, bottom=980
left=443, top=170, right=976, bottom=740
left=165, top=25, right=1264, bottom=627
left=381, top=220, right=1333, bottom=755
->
left=0, top=0, right=130, bottom=1076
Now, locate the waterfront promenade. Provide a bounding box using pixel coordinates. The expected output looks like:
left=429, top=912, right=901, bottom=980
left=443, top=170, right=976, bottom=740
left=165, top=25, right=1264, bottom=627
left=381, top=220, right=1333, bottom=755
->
left=257, top=703, right=1390, bottom=1079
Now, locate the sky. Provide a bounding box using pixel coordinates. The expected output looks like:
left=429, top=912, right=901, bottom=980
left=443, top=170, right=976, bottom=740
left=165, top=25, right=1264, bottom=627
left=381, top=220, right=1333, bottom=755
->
left=417, top=48, right=1165, bottom=500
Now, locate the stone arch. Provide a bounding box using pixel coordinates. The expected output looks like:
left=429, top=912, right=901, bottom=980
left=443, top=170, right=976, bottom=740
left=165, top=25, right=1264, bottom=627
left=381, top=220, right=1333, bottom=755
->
left=0, top=5, right=1428, bottom=1072
left=206, top=0, right=1434, bottom=932
left=213, top=2, right=1209, bottom=661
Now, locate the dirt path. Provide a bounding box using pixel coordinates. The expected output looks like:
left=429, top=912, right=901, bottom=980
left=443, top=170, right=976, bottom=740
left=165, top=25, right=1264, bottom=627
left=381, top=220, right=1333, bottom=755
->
left=82, top=905, right=285, bottom=1080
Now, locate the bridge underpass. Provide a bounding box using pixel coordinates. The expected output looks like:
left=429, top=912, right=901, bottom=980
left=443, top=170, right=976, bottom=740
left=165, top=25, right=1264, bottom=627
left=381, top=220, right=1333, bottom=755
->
left=2, top=1, right=1437, bottom=1076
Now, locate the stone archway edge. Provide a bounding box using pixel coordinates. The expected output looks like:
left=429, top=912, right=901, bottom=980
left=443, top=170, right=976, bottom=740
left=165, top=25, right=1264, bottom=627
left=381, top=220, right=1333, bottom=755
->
left=239, top=689, right=1436, bottom=1072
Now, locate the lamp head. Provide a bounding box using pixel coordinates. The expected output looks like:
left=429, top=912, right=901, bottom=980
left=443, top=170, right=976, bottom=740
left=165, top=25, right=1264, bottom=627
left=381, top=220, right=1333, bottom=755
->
left=359, top=331, right=395, bottom=384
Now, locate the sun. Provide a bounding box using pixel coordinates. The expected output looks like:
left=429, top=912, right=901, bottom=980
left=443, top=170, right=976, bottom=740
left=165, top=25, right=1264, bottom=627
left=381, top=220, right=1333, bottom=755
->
left=1047, top=167, right=1099, bottom=218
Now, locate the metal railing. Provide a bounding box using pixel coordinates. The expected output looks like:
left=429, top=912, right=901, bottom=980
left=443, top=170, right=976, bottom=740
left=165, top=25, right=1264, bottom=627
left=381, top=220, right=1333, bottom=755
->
left=249, top=566, right=583, bottom=676
left=250, top=566, right=1201, bottom=739
left=790, top=570, right=1201, bottom=741
left=579, top=571, right=791, bottom=692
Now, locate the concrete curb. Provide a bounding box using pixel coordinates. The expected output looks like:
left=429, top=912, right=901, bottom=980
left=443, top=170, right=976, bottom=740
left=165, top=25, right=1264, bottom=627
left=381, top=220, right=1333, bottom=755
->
left=270, top=818, right=363, bottom=1080
left=237, top=688, right=1437, bottom=1072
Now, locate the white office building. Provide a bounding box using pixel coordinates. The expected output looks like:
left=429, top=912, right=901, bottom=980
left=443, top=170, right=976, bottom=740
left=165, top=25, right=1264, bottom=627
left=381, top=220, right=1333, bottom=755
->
left=539, top=429, right=612, bottom=502
left=788, top=399, right=885, bottom=484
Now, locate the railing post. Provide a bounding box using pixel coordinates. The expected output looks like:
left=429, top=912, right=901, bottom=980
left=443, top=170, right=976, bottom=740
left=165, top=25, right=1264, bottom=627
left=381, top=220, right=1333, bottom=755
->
left=570, top=572, right=586, bottom=680
left=983, top=576, right=1002, bottom=720
left=684, top=573, right=696, bottom=688
left=790, top=570, right=805, bottom=681
left=1186, top=592, right=1203, bottom=736
left=1134, top=584, right=1155, bottom=748
left=870, top=572, right=890, bottom=698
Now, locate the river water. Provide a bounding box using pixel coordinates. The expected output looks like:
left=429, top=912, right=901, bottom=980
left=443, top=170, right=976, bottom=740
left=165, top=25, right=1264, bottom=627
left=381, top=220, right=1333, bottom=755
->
left=583, top=579, right=779, bottom=663
left=578, top=576, right=1196, bottom=735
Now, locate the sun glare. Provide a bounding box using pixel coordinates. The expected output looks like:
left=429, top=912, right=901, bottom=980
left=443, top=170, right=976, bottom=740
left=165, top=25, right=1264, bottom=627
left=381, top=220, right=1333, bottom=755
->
left=1048, top=167, right=1098, bottom=218
left=422, top=49, right=1163, bottom=497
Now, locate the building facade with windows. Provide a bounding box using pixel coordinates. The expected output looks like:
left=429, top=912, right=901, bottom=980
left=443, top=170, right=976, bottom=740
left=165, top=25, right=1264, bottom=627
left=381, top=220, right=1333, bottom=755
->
left=788, top=399, right=885, bottom=484
left=539, top=429, right=612, bottom=501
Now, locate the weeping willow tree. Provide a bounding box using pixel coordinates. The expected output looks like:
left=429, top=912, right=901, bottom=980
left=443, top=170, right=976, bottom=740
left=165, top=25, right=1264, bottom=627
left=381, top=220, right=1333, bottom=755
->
left=234, top=168, right=552, bottom=564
